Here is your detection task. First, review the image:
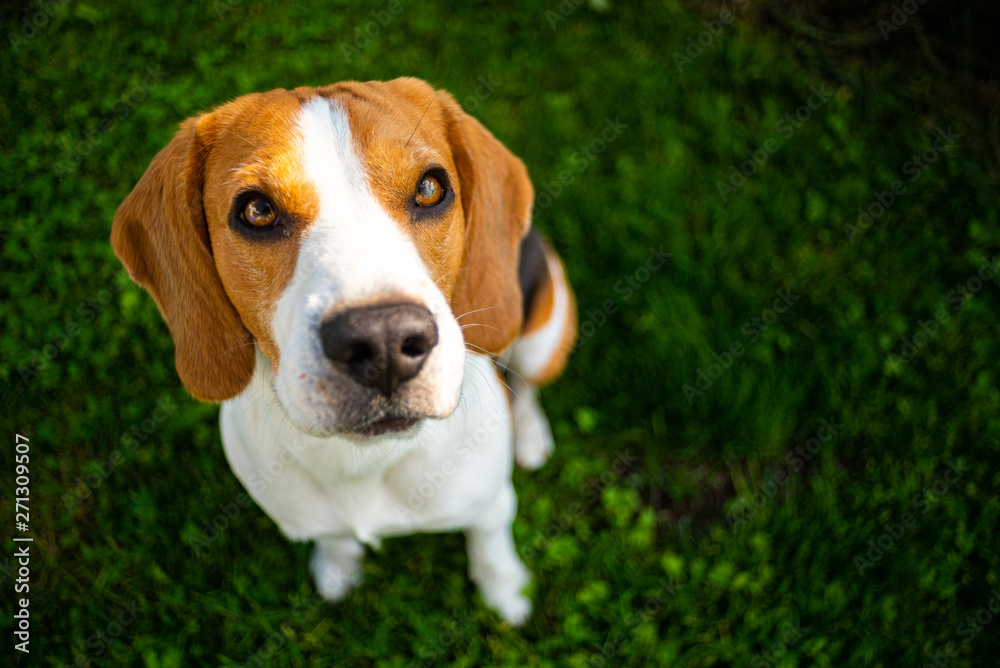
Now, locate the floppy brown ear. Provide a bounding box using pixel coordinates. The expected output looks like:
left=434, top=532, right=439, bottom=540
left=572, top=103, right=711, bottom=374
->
left=111, top=115, right=255, bottom=402
left=440, top=93, right=534, bottom=355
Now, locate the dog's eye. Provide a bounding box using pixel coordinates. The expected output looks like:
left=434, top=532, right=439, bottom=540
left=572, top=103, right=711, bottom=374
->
left=414, top=175, right=443, bottom=207
left=242, top=197, right=278, bottom=227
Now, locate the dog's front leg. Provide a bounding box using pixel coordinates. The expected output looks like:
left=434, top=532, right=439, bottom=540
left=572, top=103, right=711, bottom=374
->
left=465, top=481, right=532, bottom=625
left=310, top=536, right=365, bottom=602
left=509, top=374, right=555, bottom=471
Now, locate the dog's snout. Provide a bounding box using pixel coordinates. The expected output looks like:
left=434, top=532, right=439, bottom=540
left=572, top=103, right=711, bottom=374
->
left=320, top=303, right=439, bottom=397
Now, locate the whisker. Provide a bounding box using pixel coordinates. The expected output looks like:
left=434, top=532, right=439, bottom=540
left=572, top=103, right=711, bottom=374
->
left=468, top=362, right=508, bottom=421
left=461, top=340, right=492, bottom=355
left=460, top=323, right=502, bottom=333
left=405, top=90, right=441, bottom=148
left=241, top=386, right=270, bottom=416
left=454, top=303, right=503, bottom=321
left=467, top=355, right=519, bottom=402
left=461, top=335, right=532, bottom=395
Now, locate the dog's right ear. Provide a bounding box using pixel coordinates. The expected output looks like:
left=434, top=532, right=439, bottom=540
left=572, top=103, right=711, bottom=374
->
left=436, top=91, right=534, bottom=356
left=111, top=115, right=255, bottom=402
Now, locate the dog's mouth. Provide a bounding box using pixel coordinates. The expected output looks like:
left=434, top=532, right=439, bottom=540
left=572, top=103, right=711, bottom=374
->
left=348, top=414, right=420, bottom=438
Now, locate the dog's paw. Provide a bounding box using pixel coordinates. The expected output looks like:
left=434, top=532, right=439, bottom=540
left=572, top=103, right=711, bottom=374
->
left=310, top=543, right=363, bottom=602
left=516, top=429, right=553, bottom=471
left=514, top=400, right=555, bottom=471
left=476, top=559, right=533, bottom=626
left=490, top=590, right=533, bottom=626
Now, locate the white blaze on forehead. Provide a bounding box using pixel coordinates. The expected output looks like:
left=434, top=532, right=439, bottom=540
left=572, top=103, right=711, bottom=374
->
left=297, top=96, right=429, bottom=290
left=274, top=97, right=436, bottom=344
left=298, top=97, right=370, bottom=215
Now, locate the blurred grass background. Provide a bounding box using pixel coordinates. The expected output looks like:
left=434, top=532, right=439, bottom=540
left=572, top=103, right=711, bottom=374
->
left=2, top=0, right=1000, bottom=665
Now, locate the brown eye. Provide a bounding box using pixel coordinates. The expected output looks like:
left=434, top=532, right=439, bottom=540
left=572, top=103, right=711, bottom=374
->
left=242, top=197, right=278, bottom=227
left=414, top=175, right=443, bottom=207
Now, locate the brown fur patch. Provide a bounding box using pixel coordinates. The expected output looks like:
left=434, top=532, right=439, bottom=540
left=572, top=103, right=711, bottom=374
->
left=199, top=89, right=322, bottom=369
left=112, top=117, right=255, bottom=402
left=112, top=88, right=322, bottom=399
left=521, top=269, right=555, bottom=335
left=524, top=250, right=577, bottom=387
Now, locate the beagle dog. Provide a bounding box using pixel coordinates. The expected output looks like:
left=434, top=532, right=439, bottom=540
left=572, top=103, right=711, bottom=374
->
left=111, top=77, right=576, bottom=624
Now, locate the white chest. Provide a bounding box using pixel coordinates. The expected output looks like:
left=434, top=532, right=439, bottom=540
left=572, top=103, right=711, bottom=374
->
left=219, top=353, right=514, bottom=544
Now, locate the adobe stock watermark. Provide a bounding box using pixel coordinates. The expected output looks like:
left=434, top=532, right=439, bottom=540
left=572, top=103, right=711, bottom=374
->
left=571, top=246, right=671, bottom=352
left=533, top=116, right=628, bottom=216
left=885, top=308, right=950, bottom=373
left=853, top=459, right=969, bottom=576
left=186, top=409, right=310, bottom=553
left=877, top=0, right=930, bottom=41
left=67, top=601, right=143, bottom=667
left=339, top=0, right=405, bottom=62
left=727, top=416, right=842, bottom=531
left=62, top=395, right=178, bottom=511
left=52, top=65, right=169, bottom=181
left=716, top=84, right=836, bottom=202
left=411, top=610, right=477, bottom=667
left=458, top=75, right=499, bottom=113
left=672, top=0, right=750, bottom=73
left=750, top=618, right=810, bottom=667
left=528, top=448, right=640, bottom=561
left=585, top=578, right=680, bottom=668
left=844, top=125, right=961, bottom=243
left=885, top=255, right=998, bottom=372
left=186, top=493, right=256, bottom=554
left=945, top=256, right=1000, bottom=313
left=239, top=592, right=332, bottom=668
left=682, top=288, right=799, bottom=404
left=7, top=0, right=70, bottom=53
left=923, top=588, right=1000, bottom=668
left=393, top=404, right=509, bottom=526
left=18, top=269, right=131, bottom=386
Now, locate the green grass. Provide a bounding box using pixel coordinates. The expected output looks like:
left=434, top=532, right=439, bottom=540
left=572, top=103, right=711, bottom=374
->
left=3, top=0, right=1000, bottom=666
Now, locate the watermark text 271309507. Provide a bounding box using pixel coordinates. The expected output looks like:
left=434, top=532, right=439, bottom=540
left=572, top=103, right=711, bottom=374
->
left=14, top=433, right=33, bottom=654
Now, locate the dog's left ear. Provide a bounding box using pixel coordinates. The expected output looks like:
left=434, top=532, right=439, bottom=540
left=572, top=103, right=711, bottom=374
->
left=111, top=115, right=256, bottom=402
left=438, top=92, right=534, bottom=356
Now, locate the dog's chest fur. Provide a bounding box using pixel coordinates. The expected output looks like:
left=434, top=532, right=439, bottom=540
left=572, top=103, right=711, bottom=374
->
left=220, top=352, right=513, bottom=545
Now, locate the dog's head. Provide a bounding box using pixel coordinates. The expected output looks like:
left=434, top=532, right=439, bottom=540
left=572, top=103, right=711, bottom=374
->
left=112, top=78, right=533, bottom=438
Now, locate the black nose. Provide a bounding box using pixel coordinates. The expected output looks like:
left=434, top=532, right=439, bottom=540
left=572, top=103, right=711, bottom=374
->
left=320, top=303, right=439, bottom=398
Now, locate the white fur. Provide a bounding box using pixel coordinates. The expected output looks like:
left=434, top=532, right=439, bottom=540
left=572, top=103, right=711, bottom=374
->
left=222, top=350, right=532, bottom=623
left=218, top=98, right=533, bottom=623
left=510, top=375, right=555, bottom=471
